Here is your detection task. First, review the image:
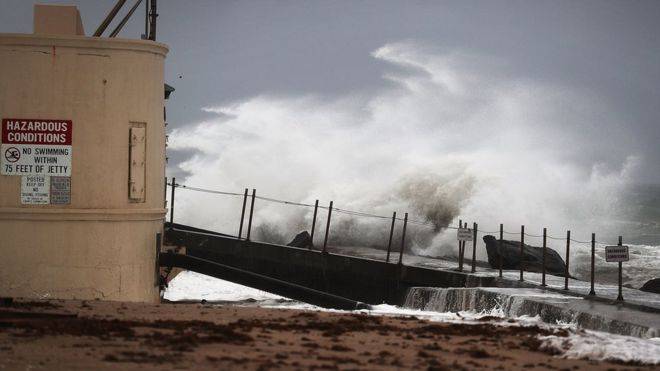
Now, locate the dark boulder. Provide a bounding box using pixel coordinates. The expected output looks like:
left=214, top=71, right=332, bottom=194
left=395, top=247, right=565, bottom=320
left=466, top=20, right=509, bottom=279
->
left=482, top=235, right=568, bottom=277
left=287, top=231, right=313, bottom=249
left=640, top=278, right=660, bottom=294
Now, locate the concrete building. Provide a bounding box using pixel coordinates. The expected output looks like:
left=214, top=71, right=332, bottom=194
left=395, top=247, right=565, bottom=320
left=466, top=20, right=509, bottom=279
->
left=0, top=5, right=168, bottom=302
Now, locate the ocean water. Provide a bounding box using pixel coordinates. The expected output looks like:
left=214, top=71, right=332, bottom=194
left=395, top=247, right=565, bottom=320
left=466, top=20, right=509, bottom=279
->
left=164, top=271, right=660, bottom=365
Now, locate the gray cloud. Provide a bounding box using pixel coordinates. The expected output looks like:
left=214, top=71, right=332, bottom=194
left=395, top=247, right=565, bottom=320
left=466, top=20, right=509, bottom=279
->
left=1, top=0, right=658, bottom=182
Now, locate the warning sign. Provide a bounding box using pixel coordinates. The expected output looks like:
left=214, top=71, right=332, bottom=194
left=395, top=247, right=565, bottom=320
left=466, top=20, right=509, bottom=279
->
left=50, top=176, right=71, bottom=205
left=605, top=245, right=629, bottom=262
left=457, top=227, right=473, bottom=241
left=21, top=175, right=50, bottom=204
left=20, top=175, right=71, bottom=205
left=1, top=118, right=72, bottom=176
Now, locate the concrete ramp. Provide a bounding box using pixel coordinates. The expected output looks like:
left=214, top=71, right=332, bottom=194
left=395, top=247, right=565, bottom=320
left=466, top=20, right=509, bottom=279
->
left=159, top=252, right=370, bottom=311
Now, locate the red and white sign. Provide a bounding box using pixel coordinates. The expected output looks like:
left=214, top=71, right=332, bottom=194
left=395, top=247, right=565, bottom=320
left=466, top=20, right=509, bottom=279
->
left=1, top=118, right=72, bottom=176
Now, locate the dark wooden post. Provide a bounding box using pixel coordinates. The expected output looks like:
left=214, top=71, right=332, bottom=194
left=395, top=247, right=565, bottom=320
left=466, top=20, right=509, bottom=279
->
left=397, top=212, right=408, bottom=265
left=541, top=227, right=547, bottom=287
left=309, top=199, right=319, bottom=249
left=617, top=235, right=624, bottom=302
left=169, top=177, right=175, bottom=226
left=238, top=188, right=248, bottom=239
left=471, top=222, right=478, bottom=273
left=564, top=230, right=570, bottom=290
left=386, top=211, right=396, bottom=263
left=519, top=225, right=524, bottom=281
left=498, top=224, right=503, bottom=278
left=322, top=201, right=333, bottom=254
left=588, top=232, right=596, bottom=296
left=246, top=189, right=256, bottom=241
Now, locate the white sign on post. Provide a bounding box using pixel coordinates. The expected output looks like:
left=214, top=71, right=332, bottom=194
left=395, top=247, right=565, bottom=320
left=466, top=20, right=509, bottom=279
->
left=457, top=228, right=473, bottom=241
left=605, top=245, right=629, bottom=262
left=1, top=119, right=72, bottom=176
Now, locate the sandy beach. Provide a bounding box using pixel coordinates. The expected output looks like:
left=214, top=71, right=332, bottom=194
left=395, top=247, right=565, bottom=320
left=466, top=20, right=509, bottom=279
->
left=0, top=298, right=654, bottom=370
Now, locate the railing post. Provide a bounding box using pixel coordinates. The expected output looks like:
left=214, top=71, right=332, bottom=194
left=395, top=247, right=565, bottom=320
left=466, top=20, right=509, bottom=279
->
left=246, top=189, right=256, bottom=241
left=386, top=211, right=396, bottom=263
left=397, top=212, right=408, bottom=265
left=310, top=199, right=319, bottom=249
left=588, top=232, right=596, bottom=296
left=238, top=188, right=248, bottom=239
left=498, top=223, right=503, bottom=278
left=322, top=201, right=333, bottom=254
left=471, top=222, right=478, bottom=273
left=541, top=227, right=547, bottom=287
left=519, top=225, right=524, bottom=281
left=457, top=219, right=463, bottom=271
left=460, top=221, right=467, bottom=272
left=169, top=177, right=175, bottom=226
left=617, top=235, right=624, bottom=302
left=564, top=230, right=570, bottom=290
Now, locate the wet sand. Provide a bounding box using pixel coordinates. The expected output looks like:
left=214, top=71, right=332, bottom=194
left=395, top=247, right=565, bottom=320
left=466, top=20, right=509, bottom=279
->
left=0, top=298, right=654, bottom=370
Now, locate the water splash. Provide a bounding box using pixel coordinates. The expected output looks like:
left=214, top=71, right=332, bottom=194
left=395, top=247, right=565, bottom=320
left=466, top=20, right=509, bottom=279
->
left=169, top=40, right=648, bottom=267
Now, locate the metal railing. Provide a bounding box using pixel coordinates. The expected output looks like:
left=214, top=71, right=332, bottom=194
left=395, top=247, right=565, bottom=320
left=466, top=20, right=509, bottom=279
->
left=165, top=178, right=631, bottom=301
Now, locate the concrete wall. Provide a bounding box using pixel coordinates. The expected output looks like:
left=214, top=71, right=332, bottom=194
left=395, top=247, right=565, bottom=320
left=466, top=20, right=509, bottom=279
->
left=0, top=33, right=168, bottom=302
left=34, top=4, right=85, bottom=36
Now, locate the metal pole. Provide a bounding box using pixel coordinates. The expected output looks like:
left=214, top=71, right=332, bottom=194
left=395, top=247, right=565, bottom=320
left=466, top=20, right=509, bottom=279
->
left=169, top=177, right=175, bottom=226
left=541, top=227, right=547, bottom=287
left=238, top=188, right=248, bottom=239
left=109, top=0, right=144, bottom=37
left=519, top=225, right=524, bottom=281
left=460, top=222, right=467, bottom=272
left=588, top=232, right=596, bottom=296
left=144, top=0, right=149, bottom=38
left=471, top=222, right=478, bottom=273
left=397, top=213, right=408, bottom=265
left=309, top=200, right=319, bottom=249
left=498, top=223, right=503, bottom=278
left=617, top=235, right=624, bottom=302
left=322, top=201, right=333, bottom=253
left=148, top=0, right=158, bottom=41
left=246, top=189, right=256, bottom=241
left=457, top=219, right=463, bottom=271
left=564, top=230, right=570, bottom=290
left=93, top=0, right=128, bottom=37
left=386, top=211, right=396, bottom=263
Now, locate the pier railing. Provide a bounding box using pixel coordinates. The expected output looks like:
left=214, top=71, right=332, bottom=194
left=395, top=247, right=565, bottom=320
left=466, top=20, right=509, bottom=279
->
left=165, top=178, right=631, bottom=301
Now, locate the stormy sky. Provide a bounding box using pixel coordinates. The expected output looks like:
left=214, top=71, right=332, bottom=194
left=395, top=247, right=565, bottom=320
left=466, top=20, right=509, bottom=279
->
left=1, top=0, right=659, bottom=184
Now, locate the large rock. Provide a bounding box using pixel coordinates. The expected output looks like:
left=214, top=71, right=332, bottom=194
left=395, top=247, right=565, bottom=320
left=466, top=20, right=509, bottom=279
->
left=287, top=231, right=313, bottom=249
left=640, top=278, right=660, bottom=294
left=482, top=235, right=568, bottom=277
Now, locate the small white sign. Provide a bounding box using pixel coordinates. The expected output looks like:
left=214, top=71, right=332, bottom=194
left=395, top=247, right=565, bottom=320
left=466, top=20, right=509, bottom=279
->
left=21, top=175, right=50, bottom=205
left=605, top=245, right=629, bottom=262
left=457, top=227, right=473, bottom=241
